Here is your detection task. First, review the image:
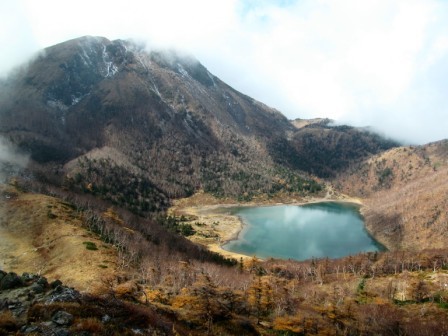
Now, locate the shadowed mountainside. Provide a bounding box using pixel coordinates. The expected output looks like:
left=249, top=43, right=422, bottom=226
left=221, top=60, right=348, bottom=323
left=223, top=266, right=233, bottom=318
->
left=0, top=36, right=398, bottom=214
left=289, top=120, right=399, bottom=178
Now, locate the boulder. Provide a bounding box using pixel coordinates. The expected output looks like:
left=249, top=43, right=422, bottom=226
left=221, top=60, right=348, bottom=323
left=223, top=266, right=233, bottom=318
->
left=47, top=286, right=81, bottom=304
left=36, top=277, right=48, bottom=287
left=0, top=272, right=23, bottom=290
left=50, top=279, right=63, bottom=289
left=21, top=272, right=37, bottom=283
left=0, top=270, right=7, bottom=281
left=53, top=329, right=70, bottom=336
left=52, top=311, right=74, bottom=326
left=21, top=325, right=40, bottom=333
left=30, top=283, right=45, bottom=294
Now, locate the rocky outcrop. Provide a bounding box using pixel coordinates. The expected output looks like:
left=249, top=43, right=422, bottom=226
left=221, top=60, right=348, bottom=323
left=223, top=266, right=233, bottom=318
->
left=0, top=269, right=179, bottom=335
left=0, top=271, right=81, bottom=335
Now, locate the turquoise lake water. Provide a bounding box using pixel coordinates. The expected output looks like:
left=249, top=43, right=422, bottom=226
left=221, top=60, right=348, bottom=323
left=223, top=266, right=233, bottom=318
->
left=222, top=202, right=384, bottom=260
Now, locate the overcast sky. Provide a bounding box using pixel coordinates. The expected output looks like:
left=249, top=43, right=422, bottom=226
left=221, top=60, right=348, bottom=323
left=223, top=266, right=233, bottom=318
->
left=1, top=0, right=447, bottom=144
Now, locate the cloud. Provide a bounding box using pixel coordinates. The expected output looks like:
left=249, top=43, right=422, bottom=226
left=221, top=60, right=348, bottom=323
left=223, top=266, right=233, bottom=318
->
left=230, top=0, right=448, bottom=144
left=0, top=137, right=29, bottom=183
left=0, top=2, right=40, bottom=77
left=1, top=0, right=448, bottom=144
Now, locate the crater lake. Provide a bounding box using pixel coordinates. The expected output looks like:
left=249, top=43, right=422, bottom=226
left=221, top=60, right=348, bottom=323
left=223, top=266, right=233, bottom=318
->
left=222, top=202, right=384, bottom=260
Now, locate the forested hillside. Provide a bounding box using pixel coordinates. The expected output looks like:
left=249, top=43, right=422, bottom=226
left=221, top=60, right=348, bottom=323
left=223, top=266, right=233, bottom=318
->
left=335, top=140, right=448, bottom=250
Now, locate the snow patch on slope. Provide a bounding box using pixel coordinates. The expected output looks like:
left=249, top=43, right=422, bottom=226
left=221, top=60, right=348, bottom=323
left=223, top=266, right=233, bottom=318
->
left=177, top=63, right=189, bottom=77
left=101, top=45, right=118, bottom=78
left=79, top=46, right=94, bottom=67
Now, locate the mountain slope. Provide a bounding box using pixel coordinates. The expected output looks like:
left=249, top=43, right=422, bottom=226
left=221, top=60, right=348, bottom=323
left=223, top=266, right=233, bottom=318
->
left=0, top=36, right=398, bottom=214
left=0, top=183, right=117, bottom=292
left=0, top=36, right=315, bottom=209
left=335, top=140, right=448, bottom=250
left=289, top=120, right=399, bottom=178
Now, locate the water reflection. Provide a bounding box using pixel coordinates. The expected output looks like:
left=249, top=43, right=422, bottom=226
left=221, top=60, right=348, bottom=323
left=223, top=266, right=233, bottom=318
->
left=223, top=202, right=383, bottom=260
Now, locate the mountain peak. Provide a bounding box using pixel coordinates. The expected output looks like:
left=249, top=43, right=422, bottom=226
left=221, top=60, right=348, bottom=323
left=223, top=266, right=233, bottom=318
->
left=0, top=36, right=397, bottom=212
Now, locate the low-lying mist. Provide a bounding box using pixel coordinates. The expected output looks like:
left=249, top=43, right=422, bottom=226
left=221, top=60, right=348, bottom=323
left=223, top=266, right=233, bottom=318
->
left=0, top=136, right=29, bottom=183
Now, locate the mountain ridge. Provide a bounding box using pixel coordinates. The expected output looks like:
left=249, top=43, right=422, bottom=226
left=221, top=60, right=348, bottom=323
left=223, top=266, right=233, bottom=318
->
left=0, top=36, right=399, bottom=214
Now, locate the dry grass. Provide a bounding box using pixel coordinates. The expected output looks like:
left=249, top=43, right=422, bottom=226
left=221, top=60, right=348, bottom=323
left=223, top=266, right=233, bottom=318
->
left=71, top=317, right=105, bottom=334
left=26, top=295, right=178, bottom=335
left=0, top=310, right=18, bottom=333
left=0, top=183, right=118, bottom=292
left=28, top=302, right=81, bottom=322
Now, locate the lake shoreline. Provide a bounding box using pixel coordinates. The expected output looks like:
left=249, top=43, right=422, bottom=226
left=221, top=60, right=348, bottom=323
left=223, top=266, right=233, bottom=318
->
left=169, top=192, right=364, bottom=261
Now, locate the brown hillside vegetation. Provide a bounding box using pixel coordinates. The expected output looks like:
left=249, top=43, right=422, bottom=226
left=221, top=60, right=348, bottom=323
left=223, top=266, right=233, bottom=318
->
left=0, top=183, right=118, bottom=292
left=2, top=183, right=448, bottom=335
left=335, top=140, right=448, bottom=250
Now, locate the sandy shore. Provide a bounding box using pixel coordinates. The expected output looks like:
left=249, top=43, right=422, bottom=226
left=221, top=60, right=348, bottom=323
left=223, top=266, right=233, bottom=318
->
left=169, top=191, right=363, bottom=261
left=169, top=203, right=250, bottom=260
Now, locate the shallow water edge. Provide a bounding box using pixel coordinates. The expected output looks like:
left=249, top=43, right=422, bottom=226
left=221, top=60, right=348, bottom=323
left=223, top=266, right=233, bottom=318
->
left=221, top=202, right=385, bottom=261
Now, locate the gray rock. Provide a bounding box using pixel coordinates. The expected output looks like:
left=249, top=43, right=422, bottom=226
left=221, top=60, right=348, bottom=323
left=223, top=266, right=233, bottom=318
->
left=30, top=283, right=45, bottom=294
left=50, top=279, right=63, bottom=289
left=0, top=272, right=23, bottom=290
left=54, top=328, right=70, bottom=336
left=52, top=310, right=74, bottom=326
left=21, top=272, right=35, bottom=282
left=36, top=276, right=48, bottom=287
left=21, top=325, right=41, bottom=333
left=47, top=287, right=81, bottom=304
left=78, top=332, right=91, bottom=336
left=21, top=273, right=39, bottom=286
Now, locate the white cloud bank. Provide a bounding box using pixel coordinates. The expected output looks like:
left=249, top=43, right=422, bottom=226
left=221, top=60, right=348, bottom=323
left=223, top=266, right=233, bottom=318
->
left=1, top=0, right=447, bottom=144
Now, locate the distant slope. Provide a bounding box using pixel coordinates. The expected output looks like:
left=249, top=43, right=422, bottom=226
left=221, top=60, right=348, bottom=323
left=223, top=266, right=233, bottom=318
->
left=288, top=119, right=399, bottom=178
left=335, top=140, right=448, bottom=250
